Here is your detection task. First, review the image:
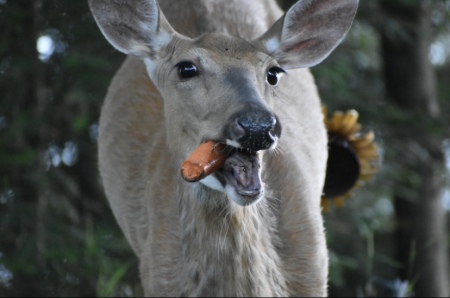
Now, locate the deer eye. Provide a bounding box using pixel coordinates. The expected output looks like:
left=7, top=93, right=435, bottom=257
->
left=266, top=66, right=285, bottom=86
left=176, top=61, right=199, bottom=79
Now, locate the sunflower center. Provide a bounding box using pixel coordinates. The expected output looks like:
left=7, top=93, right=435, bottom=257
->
left=323, top=133, right=361, bottom=199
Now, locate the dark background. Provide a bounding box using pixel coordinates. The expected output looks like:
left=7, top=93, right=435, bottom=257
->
left=1, top=0, right=449, bottom=296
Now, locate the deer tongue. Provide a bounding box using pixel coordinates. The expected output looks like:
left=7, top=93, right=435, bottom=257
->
left=221, top=150, right=262, bottom=197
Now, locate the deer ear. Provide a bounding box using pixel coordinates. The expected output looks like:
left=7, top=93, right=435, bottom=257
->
left=257, top=0, right=358, bottom=69
left=88, top=0, right=178, bottom=58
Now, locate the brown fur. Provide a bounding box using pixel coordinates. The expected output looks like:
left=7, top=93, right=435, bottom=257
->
left=91, top=0, right=358, bottom=296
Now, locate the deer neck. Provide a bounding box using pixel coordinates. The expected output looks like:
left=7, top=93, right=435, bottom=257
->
left=177, top=184, right=287, bottom=296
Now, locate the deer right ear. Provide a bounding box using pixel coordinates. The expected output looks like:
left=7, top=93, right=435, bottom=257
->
left=257, top=0, right=359, bottom=69
left=88, top=0, right=178, bottom=58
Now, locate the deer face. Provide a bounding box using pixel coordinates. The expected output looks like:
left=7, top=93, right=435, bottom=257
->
left=145, top=34, right=284, bottom=205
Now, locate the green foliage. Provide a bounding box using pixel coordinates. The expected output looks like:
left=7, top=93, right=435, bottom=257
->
left=0, top=148, right=36, bottom=166
left=0, top=1, right=139, bottom=296
left=329, top=252, right=359, bottom=288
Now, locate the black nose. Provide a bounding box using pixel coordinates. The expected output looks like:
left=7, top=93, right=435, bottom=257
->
left=229, top=111, right=281, bottom=151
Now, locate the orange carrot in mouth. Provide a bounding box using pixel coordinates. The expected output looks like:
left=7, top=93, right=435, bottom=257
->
left=180, top=141, right=230, bottom=182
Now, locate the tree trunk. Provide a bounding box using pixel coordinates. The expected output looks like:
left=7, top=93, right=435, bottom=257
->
left=379, top=0, right=449, bottom=296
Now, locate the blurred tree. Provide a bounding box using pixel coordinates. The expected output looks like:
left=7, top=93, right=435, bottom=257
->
left=311, top=0, right=450, bottom=296
left=0, top=0, right=140, bottom=296
left=379, top=0, right=449, bottom=296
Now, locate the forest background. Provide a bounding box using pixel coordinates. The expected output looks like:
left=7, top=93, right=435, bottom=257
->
left=1, top=0, right=449, bottom=296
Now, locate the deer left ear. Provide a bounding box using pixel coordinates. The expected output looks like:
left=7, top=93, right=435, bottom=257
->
left=256, top=0, right=358, bottom=69
left=88, top=0, right=181, bottom=58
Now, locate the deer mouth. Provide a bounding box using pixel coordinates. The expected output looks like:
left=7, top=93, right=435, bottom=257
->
left=182, top=141, right=264, bottom=206
left=217, top=148, right=263, bottom=206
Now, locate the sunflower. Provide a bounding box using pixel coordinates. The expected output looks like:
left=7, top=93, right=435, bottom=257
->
left=321, top=106, right=379, bottom=212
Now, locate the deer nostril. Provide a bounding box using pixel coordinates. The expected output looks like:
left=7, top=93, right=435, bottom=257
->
left=269, top=127, right=277, bottom=139
left=229, top=118, right=246, bottom=140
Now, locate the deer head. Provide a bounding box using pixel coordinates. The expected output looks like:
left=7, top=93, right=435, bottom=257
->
left=89, top=0, right=358, bottom=206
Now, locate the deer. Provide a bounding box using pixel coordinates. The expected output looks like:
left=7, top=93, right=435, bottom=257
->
left=88, top=0, right=358, bottom=296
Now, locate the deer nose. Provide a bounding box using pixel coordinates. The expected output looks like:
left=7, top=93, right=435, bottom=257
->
left=229, top=112, right=280, bottom=151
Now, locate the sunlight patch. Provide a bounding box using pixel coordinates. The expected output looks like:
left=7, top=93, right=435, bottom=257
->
left=37, top=35, right=55, bottom=62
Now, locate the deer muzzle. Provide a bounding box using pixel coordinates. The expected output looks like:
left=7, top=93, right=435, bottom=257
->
left=228, top=109, right=281, bottom=151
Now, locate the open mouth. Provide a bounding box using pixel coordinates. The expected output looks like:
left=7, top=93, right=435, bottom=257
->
left=180, top=140, right=265, bottom=206
left=216, top=147, right=263, bottom=205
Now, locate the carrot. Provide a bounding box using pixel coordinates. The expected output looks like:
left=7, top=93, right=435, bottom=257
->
left=180, top=141, right=229, bottom=182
